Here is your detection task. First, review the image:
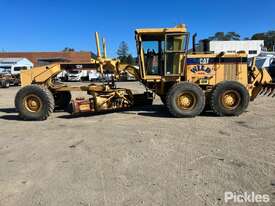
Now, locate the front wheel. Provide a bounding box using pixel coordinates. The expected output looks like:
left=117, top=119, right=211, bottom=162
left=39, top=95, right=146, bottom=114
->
left=15, top=85, right=55, bottom=120
left=210, top=81, right=249, bottom=116
left=166, top=82, right=205, bottom=117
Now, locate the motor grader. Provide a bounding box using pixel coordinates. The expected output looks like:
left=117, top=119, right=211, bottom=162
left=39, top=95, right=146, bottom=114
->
left=15, top=24, right=275, bottom=120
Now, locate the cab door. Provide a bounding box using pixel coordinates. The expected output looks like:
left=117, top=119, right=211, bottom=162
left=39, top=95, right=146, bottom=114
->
left=164, top=33, right=189, bottom=76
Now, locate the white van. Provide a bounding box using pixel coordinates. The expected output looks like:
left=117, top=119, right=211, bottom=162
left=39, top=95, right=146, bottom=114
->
left=88, top=70, right=101, bottom=81
left=0, top=58, right=33, bottom=88
left=0, top=58, right=33, bottom=75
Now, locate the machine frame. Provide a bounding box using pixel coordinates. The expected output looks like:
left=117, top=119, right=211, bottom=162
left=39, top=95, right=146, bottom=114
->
left=14, top=25, right=275, bottom=120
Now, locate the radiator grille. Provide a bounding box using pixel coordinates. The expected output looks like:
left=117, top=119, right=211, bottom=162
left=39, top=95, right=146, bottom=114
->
left=224, top=64, right=237, bottom=80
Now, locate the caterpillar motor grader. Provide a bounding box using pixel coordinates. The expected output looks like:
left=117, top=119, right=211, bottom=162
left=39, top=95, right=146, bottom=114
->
left=15, top=24, right=275, bottom=120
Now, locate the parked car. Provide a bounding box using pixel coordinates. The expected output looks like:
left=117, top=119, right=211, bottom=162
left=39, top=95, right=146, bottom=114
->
left=88, top=70, right=101, bottom=81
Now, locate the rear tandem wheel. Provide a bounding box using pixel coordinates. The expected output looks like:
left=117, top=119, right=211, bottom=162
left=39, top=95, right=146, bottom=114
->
left=210, top=81, right=249, bottom=116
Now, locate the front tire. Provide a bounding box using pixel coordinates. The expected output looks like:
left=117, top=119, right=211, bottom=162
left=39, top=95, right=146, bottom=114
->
left=15, top=85, right=55, bottom=120
left=210, top=81, right=249, bottom=116
left=167, top=82, right=205, bottom=117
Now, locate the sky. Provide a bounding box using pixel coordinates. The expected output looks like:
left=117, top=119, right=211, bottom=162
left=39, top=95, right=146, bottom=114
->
left=0, top=0, right=274, bottom=57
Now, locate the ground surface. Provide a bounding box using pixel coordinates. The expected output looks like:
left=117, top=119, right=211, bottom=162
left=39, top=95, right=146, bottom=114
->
left=0, top=82, right=274, bottom=206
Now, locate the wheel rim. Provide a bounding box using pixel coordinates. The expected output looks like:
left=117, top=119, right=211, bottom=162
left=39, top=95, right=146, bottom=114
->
left=221, top=90, right=241, bottom=110
left=176, top=92, right=197, bottom=110
left=23, top=94, right=42, bottom=112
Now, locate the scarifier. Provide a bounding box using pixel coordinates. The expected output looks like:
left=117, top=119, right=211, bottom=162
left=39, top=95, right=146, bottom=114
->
left=15, top=24, right=275, bottom=120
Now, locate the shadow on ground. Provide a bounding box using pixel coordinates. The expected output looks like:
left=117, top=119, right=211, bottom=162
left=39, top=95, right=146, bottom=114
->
left=58, top=105, right=218, bottom=119
left=0, top=115, right=22, bottom=121
left=0, top=108, right=23, bottom=121
left=0, top=105, right=218, bottom=121
left=0, top=108, right=16, bottom=113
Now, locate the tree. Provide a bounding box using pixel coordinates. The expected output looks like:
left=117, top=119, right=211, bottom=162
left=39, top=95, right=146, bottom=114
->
left=208, top=32, right=241, bottom=41
left=117, top=41, right=129, bottom=58
left=63, top=47, right=75, bottom=52
left=225, top=32, right=240, bottom=40
left=117, top=41, right=135, bottom=64
left=209, top=32, right=227, bottom=41
left=251, top=31, right=275, bottom=51
left=126, top=54, right=135, bottom=65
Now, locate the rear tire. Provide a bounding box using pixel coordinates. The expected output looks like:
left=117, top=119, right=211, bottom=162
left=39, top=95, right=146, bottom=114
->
left=167, top=82, right=205, bottom=117
left=53, top=91, right=72, bottom=110
left=210, top=81, right=249, bottom=116
left=15, top=85, right=55, bottom=120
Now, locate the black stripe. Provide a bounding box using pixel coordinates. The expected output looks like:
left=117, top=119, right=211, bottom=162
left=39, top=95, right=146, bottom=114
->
left=187, top=57, right=248, bottom=65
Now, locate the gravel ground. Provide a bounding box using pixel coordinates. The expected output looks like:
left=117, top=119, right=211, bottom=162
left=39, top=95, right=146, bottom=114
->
left=0, top=82, right=274, bottom=206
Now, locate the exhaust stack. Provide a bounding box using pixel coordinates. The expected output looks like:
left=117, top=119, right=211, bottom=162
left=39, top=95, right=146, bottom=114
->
left=95, top=32, right=101, bottom=58
left=102, top=38, right=107, bottom=58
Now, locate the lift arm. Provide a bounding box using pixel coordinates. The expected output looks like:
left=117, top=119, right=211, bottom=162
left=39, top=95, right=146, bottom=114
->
left=20, top=64, right=62, bottom=87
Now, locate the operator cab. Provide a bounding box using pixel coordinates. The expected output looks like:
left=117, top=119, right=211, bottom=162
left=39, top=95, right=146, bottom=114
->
left=135, top=25, right=189, bottom=79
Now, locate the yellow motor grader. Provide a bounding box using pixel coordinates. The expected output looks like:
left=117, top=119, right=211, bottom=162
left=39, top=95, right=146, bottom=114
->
left=15, top=24, right=275, bottom=120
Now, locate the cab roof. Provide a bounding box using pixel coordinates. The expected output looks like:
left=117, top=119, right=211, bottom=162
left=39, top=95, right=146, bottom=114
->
left=135, top=24, right=187, bottom=35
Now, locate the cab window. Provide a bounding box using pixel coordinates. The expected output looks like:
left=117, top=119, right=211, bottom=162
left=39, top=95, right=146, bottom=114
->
left=142, top=40, right=164, bottom=75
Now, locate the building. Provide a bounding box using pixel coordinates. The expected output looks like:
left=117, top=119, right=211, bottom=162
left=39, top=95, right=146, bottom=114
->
left=210, top=40, right=264, bottom=58
left=0, top=52, right=92, bottom=67
left=0, top=58, right=33, bottom=75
